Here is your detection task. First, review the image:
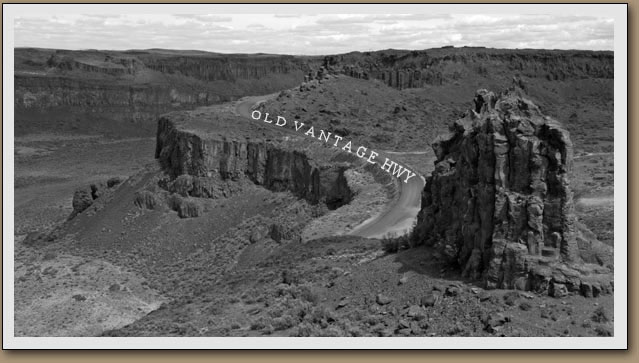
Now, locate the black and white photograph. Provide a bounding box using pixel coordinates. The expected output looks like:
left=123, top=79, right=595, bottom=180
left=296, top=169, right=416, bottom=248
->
left=2, top=3, right=628, bottom=349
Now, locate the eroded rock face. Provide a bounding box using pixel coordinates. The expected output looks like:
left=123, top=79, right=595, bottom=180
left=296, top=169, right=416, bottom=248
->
left=337, top=49, right=613, bottom=90
left=70, top=178, right=123, bottom=218
left=155, top=115, right=353, bottom=208
left=413, top=88, right=612, bottom=296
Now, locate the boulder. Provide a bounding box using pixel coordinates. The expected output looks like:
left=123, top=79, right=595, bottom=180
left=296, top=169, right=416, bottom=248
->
left=72, top=186, right=93, bottom=216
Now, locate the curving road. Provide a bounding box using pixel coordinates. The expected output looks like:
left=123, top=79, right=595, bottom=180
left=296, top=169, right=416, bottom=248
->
left=236, top=96, right=426, bottom=239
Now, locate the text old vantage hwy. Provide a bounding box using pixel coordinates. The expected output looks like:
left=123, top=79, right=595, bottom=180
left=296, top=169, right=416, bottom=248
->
left=250, top=110, right=417, bottom=184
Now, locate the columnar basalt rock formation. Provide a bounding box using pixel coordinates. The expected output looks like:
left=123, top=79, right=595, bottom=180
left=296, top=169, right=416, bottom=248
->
left=336, top=48, right=613, bottom=90
left=155, top=114, right=353, bottom=209
left=412, top=88, right=613, bottom=296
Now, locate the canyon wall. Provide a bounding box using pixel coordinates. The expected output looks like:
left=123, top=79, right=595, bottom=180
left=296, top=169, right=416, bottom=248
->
left=330, top=48, right=613, bottom=89
left=155, top=114, right=352, bottom=208
left=15, top=47, right=613, bottom=137
left=136, top=53, right=310, bottom=82
left=412, top=88, right=613, bottom=297
left=14, top=48, right=315, bottom=137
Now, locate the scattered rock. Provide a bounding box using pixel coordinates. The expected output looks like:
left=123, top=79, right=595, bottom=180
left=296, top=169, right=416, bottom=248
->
left=249, top=225, right=269, bottom=244
left=107, top=177, right=123, bottom=188
left=376, top=294, right=393, bottom=305
left=72, top=294, right=87, bottom=302
left=397, top=319, right=410, bottom=329
left=336, top=298, right=349, bottom=309
left=406, top=305, right=424, bottom=319
left=503, top=291, right=520, bottom=306
left=71, top=187, right=93, bottom=216
left=549, top=282, right=569, bottom=298
left=420, top=292, right=438, bottom=307
left=483, top=312, right=509, bottom=333
left=478, top=292, right=491, bottom=302
left=445, top=285, right=460, bottom=297
left=519, top=302, right=533, bottom=311
left=281, top=270, right=299, bottom=285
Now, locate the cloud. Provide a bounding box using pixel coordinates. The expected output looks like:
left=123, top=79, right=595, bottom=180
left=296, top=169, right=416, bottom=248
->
left=273, top=14, right=304, bottom=18
left=315, top=14, right=452, bottom=25
left=13, top=13, right=614, bottom=54
left=173, top=14, right=232, bottom=22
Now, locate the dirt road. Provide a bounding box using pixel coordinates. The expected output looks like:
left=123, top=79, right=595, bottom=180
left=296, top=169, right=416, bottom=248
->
left=235, top=96, right=425, bottom=239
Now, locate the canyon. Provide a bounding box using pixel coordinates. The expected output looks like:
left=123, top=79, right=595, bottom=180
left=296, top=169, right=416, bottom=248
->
left=154, top=109, right=355, bottom=209
left=13, top=46, right=616, bottom=337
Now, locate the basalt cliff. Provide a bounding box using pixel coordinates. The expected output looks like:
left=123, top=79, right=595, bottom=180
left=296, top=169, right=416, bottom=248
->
left=331, top=47, right=613, bottom=90
left=412, top=88, right=613, bottom=298
left=154, top=110, right=354, bottom=210
left=15, top=47, right=613, bottom=138
left=14, top=48, right=314, bottom=137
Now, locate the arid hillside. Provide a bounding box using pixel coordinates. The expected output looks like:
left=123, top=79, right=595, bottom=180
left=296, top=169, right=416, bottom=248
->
left=13, top=46, right=615, bottom=338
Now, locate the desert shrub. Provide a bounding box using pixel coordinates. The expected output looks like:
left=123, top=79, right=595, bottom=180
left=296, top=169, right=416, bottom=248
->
left=381, top=238, right=399, bottom=253
left=291, top=322, right=320, bottom=337
left=281, top=269, right=300, bottom=285
left=364, top=315, right=381, bottom=326
left=503, top=291, right=519, bottom=306
left=311, top=203, right=329, bottom=218
left=272, top=315, right=297, bottom=331
left=380, top=232, right=409, bottom=253
left=519, top=301, right=533, bottom=311
left=591, top=306, right=610, bottom=323
left=267, top=308, right=284, bottom=319
left=296, top=285, right=320, bottom=305
left=241, top=292, right=257, bottom=305
left=305, top=306, right=335, bottom=324
left=249, top=316, right=271, bottom=331
left=371, top=133, right=393, bottom=145
left=572, top=185, right=589, bottom=201
left=347, top=309, right=365, bottom=322
left=323, top=326, right=347, bottom=337
left=594, top=325, right=613, bottom=337
left=107, top=177, right=123, bottom=188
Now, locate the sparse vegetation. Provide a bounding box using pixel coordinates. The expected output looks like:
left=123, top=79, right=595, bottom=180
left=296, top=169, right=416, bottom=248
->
left=14, top=46, right=614, bottom=339
left=591, top=306, right=610, bottom=323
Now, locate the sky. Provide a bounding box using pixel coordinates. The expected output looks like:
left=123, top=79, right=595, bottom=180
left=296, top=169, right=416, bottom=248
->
left=13, top=13, right=614, bottom=55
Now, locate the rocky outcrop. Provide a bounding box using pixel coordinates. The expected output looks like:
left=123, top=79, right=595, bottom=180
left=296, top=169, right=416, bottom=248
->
left=70, top=177, right=123, bottom=218
left=335, top=48, right=613, bottom=90
left=412, top=88, right=613, bottom=296
left=154, top=114, right=353, bottom=209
